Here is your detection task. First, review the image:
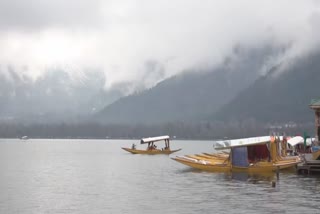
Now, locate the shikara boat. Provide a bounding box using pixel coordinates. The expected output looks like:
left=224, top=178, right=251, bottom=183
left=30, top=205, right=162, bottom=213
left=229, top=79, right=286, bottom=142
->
left=122, top=135, right=182, bottom=155
left=172, top=136, right=301, bottom=173
left=311, top=146, right=320, bottom=160
left=20, top=136, right=29, bottom=140
left=287, top=136, right=314, bottom=155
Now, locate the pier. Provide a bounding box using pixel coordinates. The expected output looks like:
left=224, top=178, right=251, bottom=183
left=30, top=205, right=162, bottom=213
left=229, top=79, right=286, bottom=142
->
left=297, top=99, right=320, bottom=174
left=297, top=154, right=320, bottom=174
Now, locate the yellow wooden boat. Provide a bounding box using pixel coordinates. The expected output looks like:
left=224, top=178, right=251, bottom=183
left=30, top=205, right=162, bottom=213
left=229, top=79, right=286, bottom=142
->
left=311, top=147, right=320, bottom=160
left=122, top=135, right=182, bottom=155
left=172, top=136, right=301, bottom=173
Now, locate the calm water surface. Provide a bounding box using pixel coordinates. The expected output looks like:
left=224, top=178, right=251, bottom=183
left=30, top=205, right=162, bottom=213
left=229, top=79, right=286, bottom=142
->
left=1, top=139, right=320, bottom=214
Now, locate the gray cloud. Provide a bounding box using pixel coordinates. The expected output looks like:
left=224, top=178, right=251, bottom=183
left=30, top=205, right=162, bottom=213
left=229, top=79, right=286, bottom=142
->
left=0, top=0, right=103, bottom=31
left=0, top=0, right=319, bottom=92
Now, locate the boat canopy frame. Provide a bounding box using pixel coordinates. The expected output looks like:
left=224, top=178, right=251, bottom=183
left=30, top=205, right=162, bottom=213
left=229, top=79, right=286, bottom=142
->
left=140, top=135, right=170, bottom=144
left=215, top=136, right=271, bottom=150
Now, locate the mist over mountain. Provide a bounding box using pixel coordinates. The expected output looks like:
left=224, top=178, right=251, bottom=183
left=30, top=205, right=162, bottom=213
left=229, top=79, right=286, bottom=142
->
left=0, top=67, right=123, bottom=123
left=96, top=46, right=286, bottom=124
left=1, top=1, right=320, bottom=138
left=2, top=43, right=318, bottom=129
left=212, top=50, right=320, bottom=123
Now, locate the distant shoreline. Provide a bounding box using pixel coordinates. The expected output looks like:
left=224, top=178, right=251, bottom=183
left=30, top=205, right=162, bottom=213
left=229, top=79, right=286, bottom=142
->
left=2, top=137, right=217, bottom=141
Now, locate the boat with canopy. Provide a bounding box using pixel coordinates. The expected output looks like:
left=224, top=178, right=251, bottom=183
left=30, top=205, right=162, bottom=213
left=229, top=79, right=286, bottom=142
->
left=172, top=136, right=301, bottom=173
left=122, top=135, right=182, bottom=155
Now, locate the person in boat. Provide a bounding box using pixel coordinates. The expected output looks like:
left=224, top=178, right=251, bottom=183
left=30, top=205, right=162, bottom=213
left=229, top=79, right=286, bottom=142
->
left=164, top=139, right=170, bottom=150
left=131, top=143, right=136, bottom=150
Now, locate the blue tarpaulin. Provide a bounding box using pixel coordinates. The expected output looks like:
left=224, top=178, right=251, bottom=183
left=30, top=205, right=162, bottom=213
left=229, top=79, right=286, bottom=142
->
left=232, top=147, right=249, bottom=167
left=312, top=146, right=320, bottom=152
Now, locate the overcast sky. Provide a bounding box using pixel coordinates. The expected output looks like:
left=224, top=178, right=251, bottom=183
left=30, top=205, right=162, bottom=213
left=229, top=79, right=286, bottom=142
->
left=0, top=0, right=319, bottom=90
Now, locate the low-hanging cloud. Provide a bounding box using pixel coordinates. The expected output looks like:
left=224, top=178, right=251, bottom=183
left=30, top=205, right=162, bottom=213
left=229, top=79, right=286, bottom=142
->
left=0, top=0, right=104, bottom=30
left=0, top=0, right=319, bottom=92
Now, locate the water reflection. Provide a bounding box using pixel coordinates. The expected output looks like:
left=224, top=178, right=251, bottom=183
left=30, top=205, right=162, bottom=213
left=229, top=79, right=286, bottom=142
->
left=177, top=167, right=203, bottom=173
left=225, top=172, right=277, bottom=188
left=178, top=167, right=278, bottom=184
left=2, top=139, right=320, bottom=214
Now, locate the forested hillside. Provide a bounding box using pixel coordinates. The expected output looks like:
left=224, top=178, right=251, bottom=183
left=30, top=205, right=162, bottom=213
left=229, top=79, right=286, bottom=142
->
left=97, top=47, right=280, bottom=124
left=213, top=51, right=320, bottom=123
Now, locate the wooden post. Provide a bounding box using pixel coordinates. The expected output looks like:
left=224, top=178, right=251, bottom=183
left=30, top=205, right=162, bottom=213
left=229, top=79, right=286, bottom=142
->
left=316, top=110, right=320, bottom=142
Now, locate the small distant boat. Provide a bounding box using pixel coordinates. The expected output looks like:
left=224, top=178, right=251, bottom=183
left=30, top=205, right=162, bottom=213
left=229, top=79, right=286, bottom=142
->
left=20, top=136, right=29, bottom=140
left=122, top=135, right=182, bottom=155
left=172, top=136, right=301, bottom=173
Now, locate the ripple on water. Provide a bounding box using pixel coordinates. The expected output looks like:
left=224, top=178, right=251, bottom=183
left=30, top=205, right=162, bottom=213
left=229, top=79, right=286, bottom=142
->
left=1, top=139, right=320, bottom=214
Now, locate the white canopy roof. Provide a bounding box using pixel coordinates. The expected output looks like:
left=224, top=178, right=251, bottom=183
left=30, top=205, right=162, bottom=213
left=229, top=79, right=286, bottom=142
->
left=215, top=136, right=271, bottom=150
left=287, top=136, right=304, bottom=147
left=140, top=135, right=170, bottom=144
left=287, top=136, right=314, bottom=147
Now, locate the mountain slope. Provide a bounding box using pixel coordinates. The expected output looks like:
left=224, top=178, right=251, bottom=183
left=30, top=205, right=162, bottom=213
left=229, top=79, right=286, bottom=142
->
left=97, top=46, right=281, bottom=124
left=213, top=51, right=320, bottom=123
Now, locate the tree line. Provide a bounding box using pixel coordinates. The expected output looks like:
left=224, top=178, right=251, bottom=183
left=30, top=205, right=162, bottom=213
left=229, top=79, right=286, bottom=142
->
left=0, top=120, right=314, bottom=140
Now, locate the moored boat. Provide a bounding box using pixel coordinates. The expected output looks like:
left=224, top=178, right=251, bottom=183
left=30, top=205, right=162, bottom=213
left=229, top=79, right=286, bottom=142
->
left=311, top=146, right=320, bottom=160
left=172, top=136, right=301, bottom=173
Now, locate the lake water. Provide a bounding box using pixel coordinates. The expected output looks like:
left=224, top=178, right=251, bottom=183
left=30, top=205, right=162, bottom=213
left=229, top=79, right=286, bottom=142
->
left=1, top=139, right=320, bottom=214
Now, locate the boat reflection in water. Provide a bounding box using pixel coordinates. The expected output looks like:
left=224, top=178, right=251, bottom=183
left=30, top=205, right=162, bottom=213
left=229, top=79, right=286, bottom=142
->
left=172, top=136, right=301, bottom=173
left=226, top=171, right=276, bottom=184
